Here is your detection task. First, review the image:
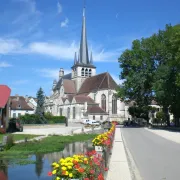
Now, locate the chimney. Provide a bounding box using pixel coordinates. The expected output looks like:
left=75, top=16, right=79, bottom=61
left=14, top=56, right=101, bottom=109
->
left=15, top=94, right=19, bottom=101
left=59, top=68, right=64, bottom=79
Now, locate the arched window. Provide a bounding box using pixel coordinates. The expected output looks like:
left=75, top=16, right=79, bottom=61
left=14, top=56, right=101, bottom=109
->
left=89, top=69, right=92, bottom=77
left=85, top=68, right=88, bottom=77
left=67, top=107, right=70, bottom=118
left=93, top=115, right=95, bottom=120
left=73, top=107, right=76, bottom=119
left=81, top=68, right=84, bottom=76
left=112, top=95, right=117, bottom=114
left=101, top=94, right=106, bottom=111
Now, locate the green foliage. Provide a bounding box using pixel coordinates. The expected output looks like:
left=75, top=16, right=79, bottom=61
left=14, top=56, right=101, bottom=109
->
left=156, top=111, right=165, bottom=120
left=19, top=113, right=66, bottom=124
left=0, top=134, right=97, bottom=155
left=118, top=24, right=180, bottom=126
left=36, top=87, right=45, bottom=115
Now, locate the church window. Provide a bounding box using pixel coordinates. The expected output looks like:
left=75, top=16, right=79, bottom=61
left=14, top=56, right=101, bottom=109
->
left=100, top=116, right=103, bottom=120
left=85, top=68, right=88, bottom=77
left=81, top=68, right=84, bottom=76
left=101, top=94, right=106, bottom=111
left=112, top=95, right=117, bottom=114
left=93, top=115, right=95, bottom=120
left=67, top=107, right=70, bottom=118
left=73, top=107, right=76, bottom=119
left=89, top=69, right=92, bottom=77
left=60, top=108, right=63, bottom=116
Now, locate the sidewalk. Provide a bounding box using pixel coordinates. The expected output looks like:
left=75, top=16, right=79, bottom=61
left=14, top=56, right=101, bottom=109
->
left=107, top=128, right=132, bottom=180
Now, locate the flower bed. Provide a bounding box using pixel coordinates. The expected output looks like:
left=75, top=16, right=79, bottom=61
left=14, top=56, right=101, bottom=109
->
left=48, top=122, right=116, bottom=180
left=92, top=123, right=116, bottom=149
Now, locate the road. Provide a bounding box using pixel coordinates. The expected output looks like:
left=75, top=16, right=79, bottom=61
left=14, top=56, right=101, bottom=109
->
left=121, top=127, right=180, bottom=180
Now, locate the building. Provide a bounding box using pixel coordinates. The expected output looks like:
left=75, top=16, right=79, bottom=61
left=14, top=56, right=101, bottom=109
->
left=25, top=96, right=37, bottom=112
left=45, top=7, right=129, bottom=122
left=10, top=95, right=34, bottom=118
left=0, top=85, right=11, bottom=129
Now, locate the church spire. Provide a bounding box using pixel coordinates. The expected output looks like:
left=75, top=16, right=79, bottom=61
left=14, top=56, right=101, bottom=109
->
left=74, top=52, right=77, bottom=65
left=79, top=5, right=89, bottom=64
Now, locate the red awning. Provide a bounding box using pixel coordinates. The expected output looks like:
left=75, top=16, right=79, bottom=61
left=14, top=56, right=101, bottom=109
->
left=0, top=85, right=11, bottom=108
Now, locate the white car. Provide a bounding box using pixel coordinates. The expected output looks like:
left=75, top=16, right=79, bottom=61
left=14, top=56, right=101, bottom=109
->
left=83, top=119, right=101, bottom=125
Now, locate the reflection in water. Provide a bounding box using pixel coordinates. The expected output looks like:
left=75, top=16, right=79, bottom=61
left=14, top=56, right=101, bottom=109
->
left=44, top=141, right=94, bottom=163
left=0, top=159, right=8, bottom=180
left=35, top=154, right=44, bottom=178
left=0, top=141, right=93, bottom=180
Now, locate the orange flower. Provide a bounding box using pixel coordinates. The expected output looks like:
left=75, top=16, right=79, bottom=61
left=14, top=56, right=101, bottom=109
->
left=78, top=168, right=85, bottom=173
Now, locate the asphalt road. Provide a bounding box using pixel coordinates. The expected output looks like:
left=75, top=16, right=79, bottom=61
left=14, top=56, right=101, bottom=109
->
left=121, top=127, right=180, bottom=180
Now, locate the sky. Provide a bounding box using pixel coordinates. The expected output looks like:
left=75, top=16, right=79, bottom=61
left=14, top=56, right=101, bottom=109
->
left=0, top=0, right=179, bottom=97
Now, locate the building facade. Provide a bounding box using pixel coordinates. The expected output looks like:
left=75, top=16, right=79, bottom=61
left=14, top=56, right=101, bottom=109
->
left=10, top=95, right=34, bottom=118
left=45, top=7, right=129, bottom=122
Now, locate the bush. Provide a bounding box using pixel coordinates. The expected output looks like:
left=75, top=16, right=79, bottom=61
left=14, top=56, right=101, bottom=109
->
left=20, top=114, right=44, bottom=124
left=46, top=116, right=66, bottom=124
left=19, top=114, right=66, bottom=124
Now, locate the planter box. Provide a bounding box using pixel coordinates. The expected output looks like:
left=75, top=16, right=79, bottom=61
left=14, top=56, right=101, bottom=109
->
left=95, top=146, right=103, bottom=152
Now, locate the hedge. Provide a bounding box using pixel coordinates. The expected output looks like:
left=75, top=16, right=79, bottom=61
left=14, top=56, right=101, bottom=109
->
left=19, top=114, right=66, bottom=124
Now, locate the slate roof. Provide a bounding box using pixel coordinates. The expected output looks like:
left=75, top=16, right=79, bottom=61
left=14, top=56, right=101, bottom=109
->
left=63, top=79, right=76, bottom=94
left=10, top=96, right=34, bottom=110
left=74, top=95, right=97, bottom=104
left=54, top=73, right=72, bottom=90
left=87, top=106, right=108, bottom=114
left=78, top=72, right=118, bottom=94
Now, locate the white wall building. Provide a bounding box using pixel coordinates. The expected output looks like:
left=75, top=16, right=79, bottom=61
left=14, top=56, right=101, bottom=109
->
left=44, top=7, right=130, bottom=123
left=10, top=95, right=34, bottom=118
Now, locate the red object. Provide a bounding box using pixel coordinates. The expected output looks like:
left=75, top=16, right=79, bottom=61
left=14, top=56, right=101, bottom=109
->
left=0, top=171, right=7, bottom=180
left=0, top=85, right=11, bottom=108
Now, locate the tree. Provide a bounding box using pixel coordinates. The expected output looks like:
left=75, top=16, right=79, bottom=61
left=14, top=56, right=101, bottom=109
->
left=36, top=87, right=45, bottom=116
left=35, top=154, right=44, bottom=178
left=118, top=24, right=180, bottom=126
left=156, top=111, right=166, bottom=126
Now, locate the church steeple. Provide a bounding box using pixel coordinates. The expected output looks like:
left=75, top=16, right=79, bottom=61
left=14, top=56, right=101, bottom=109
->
left=74, top=52, right=77, bottom=65
left=79, top=6, right=89, bottom=64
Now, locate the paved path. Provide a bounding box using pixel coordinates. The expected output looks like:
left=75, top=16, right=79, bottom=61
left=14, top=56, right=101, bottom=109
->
left=121, top=128, right=180, bottom=180
left=107, top=128, right=132, bottom=180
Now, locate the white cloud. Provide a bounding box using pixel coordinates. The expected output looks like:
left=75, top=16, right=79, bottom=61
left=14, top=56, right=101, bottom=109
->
left=0, top=37, right=122, bottom=62
left=0, top=61, right=12, bottom=68
left=37, top=68, right=71, bottom=79
left=57, top=1, right=62, bottom=14
left=0, top=38, right=23, bottom=54
left=111, top=74, right=125, bottom=85
left=61, top=18, right=69, bottom=27
left=28, top=41, right=78, bottom=59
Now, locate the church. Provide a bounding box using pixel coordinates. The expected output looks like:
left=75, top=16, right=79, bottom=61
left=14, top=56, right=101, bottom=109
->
left=44, top=7, right=129, bottom=122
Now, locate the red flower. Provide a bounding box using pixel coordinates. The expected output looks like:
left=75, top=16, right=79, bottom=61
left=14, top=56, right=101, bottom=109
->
left=47, top=172, right=52, bottom=176
left=78, top=168, right=85, bottom=173
left=84, top=178, right=90, bottom=180
left=98, top=173, right=104, bottom=180
left=104, top=167, right=108, bottom=171
left=90, top=169, right=95, bottom=174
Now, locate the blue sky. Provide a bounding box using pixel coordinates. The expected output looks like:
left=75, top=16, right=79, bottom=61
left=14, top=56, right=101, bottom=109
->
left=0, top=0, right=179, bottom=97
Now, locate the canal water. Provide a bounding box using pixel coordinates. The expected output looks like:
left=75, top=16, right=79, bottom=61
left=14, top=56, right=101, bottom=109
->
left=0, top=141, right=94, bottom=180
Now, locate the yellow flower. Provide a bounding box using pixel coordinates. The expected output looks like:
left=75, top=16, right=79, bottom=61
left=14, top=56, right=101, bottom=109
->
left=69, top=173, right=73, bottom=178
left=68, top=166, right=72, bottom=169
left=52, top=170, right=57, bottom=175
left=52, top=162, right=57, bottom=166
left=61, top=166, right=67, bottom=171
left=55, top=164, right=59, bottom=168
left=65, top=171, right=69, bottom=176
left=55, top=177, right=60, bottom=180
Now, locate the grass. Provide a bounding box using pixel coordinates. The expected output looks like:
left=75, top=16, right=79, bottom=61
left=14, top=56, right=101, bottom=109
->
left=0, top=134, right=40, bottom=143
left=0, top=134, right=96, bottom=156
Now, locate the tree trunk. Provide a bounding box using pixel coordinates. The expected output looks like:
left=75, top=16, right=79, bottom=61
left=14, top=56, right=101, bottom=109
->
left=163, top=107, right=170, bottom=126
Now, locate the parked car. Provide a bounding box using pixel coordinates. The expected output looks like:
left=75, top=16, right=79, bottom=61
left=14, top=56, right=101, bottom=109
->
left=7, top=118, right=23, bottom=132
left=83, top=119, right=101, bottom=126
